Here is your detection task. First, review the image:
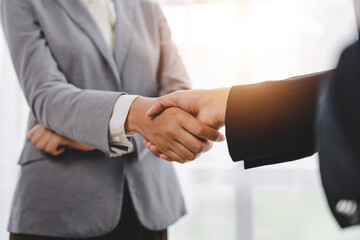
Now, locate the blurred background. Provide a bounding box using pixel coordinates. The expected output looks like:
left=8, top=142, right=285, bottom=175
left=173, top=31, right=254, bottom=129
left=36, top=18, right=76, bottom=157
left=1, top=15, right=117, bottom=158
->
left=1, top=0, right=360, bottom=239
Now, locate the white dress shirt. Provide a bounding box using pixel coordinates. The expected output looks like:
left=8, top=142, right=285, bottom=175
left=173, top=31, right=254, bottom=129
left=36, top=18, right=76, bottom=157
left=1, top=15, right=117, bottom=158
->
left=80, top=0, right=138, bottom=156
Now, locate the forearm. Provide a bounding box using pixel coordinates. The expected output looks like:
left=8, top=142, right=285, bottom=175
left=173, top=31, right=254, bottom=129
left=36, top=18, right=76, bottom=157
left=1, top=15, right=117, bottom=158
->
left=1, top=0, right=125, bottom=153
left=125, top=97, right=155, bottom=134
left=226, top=71, right=333, bottom=168
left=31, top=84, right=123, bottom=153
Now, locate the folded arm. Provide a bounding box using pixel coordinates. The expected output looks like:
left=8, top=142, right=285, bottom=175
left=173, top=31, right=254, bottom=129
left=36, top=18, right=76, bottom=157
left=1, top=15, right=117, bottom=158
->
left=1, top=0, right=122, bottom=153
left=29, top=124, right=95, bottom=156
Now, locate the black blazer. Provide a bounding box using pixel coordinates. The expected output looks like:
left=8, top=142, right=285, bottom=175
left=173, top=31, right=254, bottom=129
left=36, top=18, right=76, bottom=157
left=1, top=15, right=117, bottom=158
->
left=225, top=40, right=360, bottom=228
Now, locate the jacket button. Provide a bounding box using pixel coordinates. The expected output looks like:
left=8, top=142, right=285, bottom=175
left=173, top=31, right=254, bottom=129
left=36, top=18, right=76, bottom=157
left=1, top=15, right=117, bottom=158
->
left=336, top=200, right=358, bottom=216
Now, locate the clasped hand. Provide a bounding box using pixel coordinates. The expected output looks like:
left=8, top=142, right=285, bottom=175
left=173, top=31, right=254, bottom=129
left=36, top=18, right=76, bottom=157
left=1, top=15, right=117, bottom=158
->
left=142, top=88, right=230, bottom=163
left=125, top=96, right=225, bottom=163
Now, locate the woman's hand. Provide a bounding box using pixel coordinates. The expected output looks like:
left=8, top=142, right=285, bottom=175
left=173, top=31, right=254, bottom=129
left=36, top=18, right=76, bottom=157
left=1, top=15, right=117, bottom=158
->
left=143, top=89, right=230, bottom=161
left=125, top=97, right=222, bottom=163
left=28, top=125, right=95, bottom=156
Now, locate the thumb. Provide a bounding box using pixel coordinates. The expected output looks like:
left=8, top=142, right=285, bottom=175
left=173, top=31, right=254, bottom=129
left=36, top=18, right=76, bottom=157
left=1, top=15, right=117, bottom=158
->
left=74, top=142, right=95, bottom=151
left=146, top=101, right=165, bottom=117
left=66, top=139, right=95, bottom=151
left=146, top=93, right=180, bottom=117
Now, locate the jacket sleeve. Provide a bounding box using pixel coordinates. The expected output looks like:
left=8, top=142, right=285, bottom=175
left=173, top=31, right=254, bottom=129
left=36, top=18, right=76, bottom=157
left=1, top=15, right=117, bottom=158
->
left=156, top=5, right=191, bottom=95
left=225, top=71, right=332, bottom=169
left=1, top=0, right=123, bottom=153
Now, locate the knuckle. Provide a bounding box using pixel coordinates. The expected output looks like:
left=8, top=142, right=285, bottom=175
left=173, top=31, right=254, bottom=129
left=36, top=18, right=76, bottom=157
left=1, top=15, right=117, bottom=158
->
left=157, top=146, right=167, bottom=155
left=175, top=159, right=183, bottom=164
left=193, top=143, right=204, bottom=154
left=170, top=109, right=182, bottom=120
left=165, top=125, right=176, bottom=136
left=53, top=151, right=61, bottom=156
left=173, top=156, right=183, bottom=163
left=196, top=125, right=205, bottom=136
left=188, top=152, right=197, bottom=161
left=48, top=150, right=56, bottom=156
left=45, top=146, right=52, bottom=153
left=35, top=143, right=44, bottom=150
left=56, top=136, right=65, bottom=145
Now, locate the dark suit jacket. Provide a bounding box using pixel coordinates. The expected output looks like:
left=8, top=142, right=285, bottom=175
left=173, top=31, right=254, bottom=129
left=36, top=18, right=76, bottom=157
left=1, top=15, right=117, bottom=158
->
left=225, top=40, right=360, bottom=228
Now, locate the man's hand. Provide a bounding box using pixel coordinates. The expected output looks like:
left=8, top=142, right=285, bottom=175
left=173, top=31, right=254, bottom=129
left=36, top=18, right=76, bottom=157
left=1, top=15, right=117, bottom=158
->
left=125, top=97, right=224, bottom=163
left=143, top=88, right=230, bottom=160
left=146, top=88, right=230, bottom=129
left=29, top=124, right=95, bottom=156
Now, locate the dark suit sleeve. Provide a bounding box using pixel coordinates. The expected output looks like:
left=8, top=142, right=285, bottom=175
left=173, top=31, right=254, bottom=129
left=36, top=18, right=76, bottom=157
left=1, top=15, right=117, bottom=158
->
left=225, top=72, right=332, bottom=169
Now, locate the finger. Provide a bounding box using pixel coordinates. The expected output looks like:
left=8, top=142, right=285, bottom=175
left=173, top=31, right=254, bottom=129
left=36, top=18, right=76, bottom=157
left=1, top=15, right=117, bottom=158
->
left=143, top=140, right=163, bottom=158
left=144, top=140, right=163, bottom=157
left=219, top=135, right=226, bottom=142
left=28, top=124, right=42, bottom=138
left=156, top=141, right=185, bottom=163
left=143, top=139, right=155, bottom=149
left=182, top=115, right=223, bottom=142
left=146, top=93, right=180, bottom=117
left=45, top=136, right=66, bottom=156
left=163, top=149, right=188, bottom=164
left=158, top=122, right=201, bottom=160
left=29, top=125, right=46, bottom=143
left=76, top=143, right=95, bottom=151
left=146, top=101, right=166, bottom=117
left=55, top=148, right=66, bottom=156
left=66, top=139, right=95, bottom=151
left=159, top=153, right=171, bottom=161
left=171, top=140, right=198, bottom=161
left=35, top=131, right=53, bottom=151
left=171, top=129, right=208, bottom=155
left=149, top=145, right=162, bottom=158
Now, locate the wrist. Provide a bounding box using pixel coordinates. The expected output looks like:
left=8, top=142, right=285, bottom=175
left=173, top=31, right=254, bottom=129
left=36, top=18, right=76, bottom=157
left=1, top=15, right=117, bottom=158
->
left=125, top=97, right=155, bottom=133
left=216, top=88, right=230, bottom=127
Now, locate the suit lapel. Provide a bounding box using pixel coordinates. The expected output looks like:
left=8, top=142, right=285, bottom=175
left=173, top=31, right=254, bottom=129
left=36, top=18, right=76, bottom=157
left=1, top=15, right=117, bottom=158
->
left=56, top=0, right=120, bottom=82
left=113, top=0, right=136, bottom=76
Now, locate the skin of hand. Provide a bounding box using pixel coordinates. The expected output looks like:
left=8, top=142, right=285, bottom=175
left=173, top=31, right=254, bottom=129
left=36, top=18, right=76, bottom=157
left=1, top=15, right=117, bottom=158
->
left=28, top=124, right=95, bottom=156
left=143, top=88, right=230, bottom=160
left=125, top=97, right=224, bottom=163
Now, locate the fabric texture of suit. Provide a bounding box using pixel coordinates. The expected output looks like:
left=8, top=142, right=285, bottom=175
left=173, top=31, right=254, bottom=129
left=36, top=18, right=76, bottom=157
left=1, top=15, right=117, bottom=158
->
left=10, top=181, right=168, bottom=240
left=225, top=40, right=360, bottom=228
left=1, top=0, right=189, bottom=238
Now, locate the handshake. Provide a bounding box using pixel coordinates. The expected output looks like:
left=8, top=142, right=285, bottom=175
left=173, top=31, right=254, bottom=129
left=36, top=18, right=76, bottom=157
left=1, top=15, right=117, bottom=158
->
left=29, top=88, right=230, bottom=163
left=137, top=88, right=230, bottom=163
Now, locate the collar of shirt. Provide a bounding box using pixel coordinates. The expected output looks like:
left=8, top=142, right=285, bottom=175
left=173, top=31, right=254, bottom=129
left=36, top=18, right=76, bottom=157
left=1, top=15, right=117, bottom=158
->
left=79, top=0, right=117, bottom=52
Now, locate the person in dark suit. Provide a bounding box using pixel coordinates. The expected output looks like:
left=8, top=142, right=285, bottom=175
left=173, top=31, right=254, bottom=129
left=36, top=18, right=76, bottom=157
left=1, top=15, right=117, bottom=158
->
left=144, top=40, right=360, bottom=228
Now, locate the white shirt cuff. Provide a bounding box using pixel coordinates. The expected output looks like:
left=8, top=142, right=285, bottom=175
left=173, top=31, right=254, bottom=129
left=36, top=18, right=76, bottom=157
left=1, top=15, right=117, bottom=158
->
left=108, top=95, right=139, bottom=157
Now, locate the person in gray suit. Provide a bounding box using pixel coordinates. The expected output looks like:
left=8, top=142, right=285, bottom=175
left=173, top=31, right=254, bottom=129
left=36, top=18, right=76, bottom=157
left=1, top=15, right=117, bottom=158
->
left=1, top=0, right=222, bottom=239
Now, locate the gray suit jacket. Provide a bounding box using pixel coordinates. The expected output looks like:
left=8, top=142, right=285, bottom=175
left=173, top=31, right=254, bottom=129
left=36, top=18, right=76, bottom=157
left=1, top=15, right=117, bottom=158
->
left=1, top=0, right=190, bottom=238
